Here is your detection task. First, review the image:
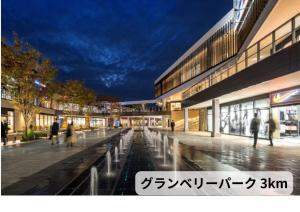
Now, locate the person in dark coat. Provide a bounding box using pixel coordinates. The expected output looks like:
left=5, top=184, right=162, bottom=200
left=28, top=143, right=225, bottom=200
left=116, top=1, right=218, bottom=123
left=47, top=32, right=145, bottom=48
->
left=266, top=115, right=276, bottom=146
left=170, top=120, right=175, bottom=132
left=1, top=121, right=9, bottom=146
left=250, top=113, right=261, bottom=148
left=50, top=118, right=60, bottom=145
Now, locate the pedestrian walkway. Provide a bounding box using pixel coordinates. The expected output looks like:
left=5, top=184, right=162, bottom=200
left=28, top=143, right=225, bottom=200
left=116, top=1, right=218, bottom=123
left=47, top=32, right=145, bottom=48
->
left=1, top=128, right=123, bottom=189
left=157, top=130, right=300, bottom=194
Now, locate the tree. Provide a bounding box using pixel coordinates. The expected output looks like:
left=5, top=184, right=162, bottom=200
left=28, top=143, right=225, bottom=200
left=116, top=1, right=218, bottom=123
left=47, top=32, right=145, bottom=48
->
left=59, top=80, right=97, bottom=128
left=82, top=87, right=97, bottom=128
left=1, top=34, right=57, bottom=135
left=59, top=80, right=97, bottom=116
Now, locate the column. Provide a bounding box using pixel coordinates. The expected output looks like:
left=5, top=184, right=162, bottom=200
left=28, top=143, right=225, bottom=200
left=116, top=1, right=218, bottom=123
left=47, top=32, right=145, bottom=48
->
left=211, top=98, right=220, bottom=137
left=143, top=116, right=146, bottom=129
left=184, top=108, right=189, bottom=131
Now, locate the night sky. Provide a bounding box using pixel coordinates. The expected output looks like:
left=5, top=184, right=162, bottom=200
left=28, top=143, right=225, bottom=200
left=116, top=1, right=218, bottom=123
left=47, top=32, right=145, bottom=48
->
left=2, top=0, right=232, bottom=101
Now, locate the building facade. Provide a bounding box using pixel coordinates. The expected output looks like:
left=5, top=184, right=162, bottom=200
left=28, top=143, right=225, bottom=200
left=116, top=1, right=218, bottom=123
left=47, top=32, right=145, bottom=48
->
left=154, top=0, right=300, bottom=140
left=1, top=94, right=112, bottom=134
left=117, top=100, right=170, bottom=128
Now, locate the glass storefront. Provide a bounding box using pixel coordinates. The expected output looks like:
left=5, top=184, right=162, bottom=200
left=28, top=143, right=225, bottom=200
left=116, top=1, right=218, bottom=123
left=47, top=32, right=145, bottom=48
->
left=207, top=97, right=270, bottom=138
left=229, top=104, right=240, bottom=135
left=1, top=111, right=14, bottom=133
left=273, top=105, right=300, bottom=137
left=67, top=117, right=86, bottom=129
left=35, top=114, right=55, bottom=131
left=90, top=118, right=105, bottom=128
left=220, top=106, right=229, bottom=134
left=241, top=101, right=253, bottom=136
left=254, top=99, right=270, bottom=139
left=270, top=87, right=300, bottom=138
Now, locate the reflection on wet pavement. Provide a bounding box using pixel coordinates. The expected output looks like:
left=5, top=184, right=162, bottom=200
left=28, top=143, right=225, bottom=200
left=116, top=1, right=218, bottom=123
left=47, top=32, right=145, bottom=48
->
left=2, top=128, right=300, bottom=195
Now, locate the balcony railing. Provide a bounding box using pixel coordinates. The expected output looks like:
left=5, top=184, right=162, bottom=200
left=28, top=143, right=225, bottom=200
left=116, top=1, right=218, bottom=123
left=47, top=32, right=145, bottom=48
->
left=183, top=13, right=300, bottom=100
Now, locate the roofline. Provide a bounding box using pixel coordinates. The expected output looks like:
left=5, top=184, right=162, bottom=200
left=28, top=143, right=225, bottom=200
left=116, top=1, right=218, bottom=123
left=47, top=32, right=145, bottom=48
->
left=120, top=100, right=156, bottom=105
left=154, top=9, right=234, bottom=85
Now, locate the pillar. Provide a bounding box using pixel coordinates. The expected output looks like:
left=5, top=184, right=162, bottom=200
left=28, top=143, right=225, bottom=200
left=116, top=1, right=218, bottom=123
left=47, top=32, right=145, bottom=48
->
left=143, top=116, right=146, bottom=129
left=184, top=108, right=189, bottom=131
left=211, top=99, right=220, bottom=137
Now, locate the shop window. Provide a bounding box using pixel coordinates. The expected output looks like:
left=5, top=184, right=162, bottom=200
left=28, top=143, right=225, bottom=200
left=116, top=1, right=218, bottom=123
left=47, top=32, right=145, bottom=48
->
left=220, top=106, right=229, bottom=134
left=229, top=104, right=240, bottom=135
left=241, top=101, right=254, bottom=136
left=1, top=111, right=14, bottom=133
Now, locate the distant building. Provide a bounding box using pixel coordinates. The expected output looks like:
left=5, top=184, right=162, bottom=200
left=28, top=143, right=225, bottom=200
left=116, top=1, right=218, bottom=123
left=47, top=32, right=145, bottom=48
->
left=1, top=87, right=119, bottom=133
left=116, top=100, right=169, bottom=128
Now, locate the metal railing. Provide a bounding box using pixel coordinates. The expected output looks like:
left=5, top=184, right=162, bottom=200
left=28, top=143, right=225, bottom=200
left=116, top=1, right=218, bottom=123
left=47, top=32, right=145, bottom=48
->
left=183, top=13, right=300, bottom=100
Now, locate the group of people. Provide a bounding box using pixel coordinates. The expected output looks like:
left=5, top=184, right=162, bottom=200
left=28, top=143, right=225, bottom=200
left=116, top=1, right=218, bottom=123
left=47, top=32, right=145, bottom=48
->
left=250, top=113, right=276, bottom=148
left=169, top=113, right=276, bottom=148
left=49, top=118, right=77, bottom=147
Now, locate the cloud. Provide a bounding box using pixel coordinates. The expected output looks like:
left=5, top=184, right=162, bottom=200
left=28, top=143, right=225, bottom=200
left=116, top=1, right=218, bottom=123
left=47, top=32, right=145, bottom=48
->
left=2, top=0, right=232, bottom=100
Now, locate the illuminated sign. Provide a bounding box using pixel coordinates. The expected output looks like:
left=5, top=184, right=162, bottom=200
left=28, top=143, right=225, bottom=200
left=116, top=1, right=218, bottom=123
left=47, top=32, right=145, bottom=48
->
left=271, top=88, right=300, bottom=106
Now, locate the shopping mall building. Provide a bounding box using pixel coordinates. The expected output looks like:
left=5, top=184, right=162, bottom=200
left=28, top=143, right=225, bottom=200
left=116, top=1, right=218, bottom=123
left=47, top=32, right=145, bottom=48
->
left=154, top=0, right=300, bottom=140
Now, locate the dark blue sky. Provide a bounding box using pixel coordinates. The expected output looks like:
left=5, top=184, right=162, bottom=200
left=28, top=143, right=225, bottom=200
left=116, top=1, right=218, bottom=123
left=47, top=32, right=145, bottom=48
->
left=2, top=0, right=232, bottom=101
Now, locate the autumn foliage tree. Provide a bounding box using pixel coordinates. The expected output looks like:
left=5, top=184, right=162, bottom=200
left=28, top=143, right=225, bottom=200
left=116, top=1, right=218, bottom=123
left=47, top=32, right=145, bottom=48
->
left=1, top=34, right=57, bottom=135
left=59, top=80, right=97, bottom=117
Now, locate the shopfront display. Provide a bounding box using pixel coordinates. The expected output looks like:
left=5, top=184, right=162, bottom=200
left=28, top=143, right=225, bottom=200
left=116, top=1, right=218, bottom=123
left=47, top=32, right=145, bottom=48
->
left=217, top=97, right=270, bottom=138
left=229, top=104, right=240, bottom=135
left=35, top=114, right=55, bottom=131
left=276, top=106, right=299, bottom=137
left=90, top=117, right=105, bottom=128
left=220, top=106, right=229, bottom=134
left=270, top=87, right=300, bottom=138
left=241, top=101, right=253, bottom=136
left=254, top=98, right=270, bottom=139
left=1, top=110, right=14, bottom=133
left=66, top=117, right=86, bottom=129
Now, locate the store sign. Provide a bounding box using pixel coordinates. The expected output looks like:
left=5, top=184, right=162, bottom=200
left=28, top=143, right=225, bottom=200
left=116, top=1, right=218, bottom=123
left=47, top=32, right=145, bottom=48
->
left=271, top=88, right=300, bottom=106
left=170, top=102, right=181, bottom=111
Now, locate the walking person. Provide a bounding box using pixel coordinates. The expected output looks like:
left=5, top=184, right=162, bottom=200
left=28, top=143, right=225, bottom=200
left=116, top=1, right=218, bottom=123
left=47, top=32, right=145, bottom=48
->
left=1, top=121, right=9, bottom=146
left=170, top=120, right=175, bottom=132
left=50, top=118, right=60, bottom=145
left=66, top=122, right=77, bottom=147
left=250, top=113, right=261, bottom=148
left=266, top=115, right=276, bottom=146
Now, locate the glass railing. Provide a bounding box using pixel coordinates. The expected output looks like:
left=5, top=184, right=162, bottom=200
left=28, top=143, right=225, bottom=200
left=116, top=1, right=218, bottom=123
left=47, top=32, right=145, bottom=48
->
left=183, top=13, right=300, bottom=100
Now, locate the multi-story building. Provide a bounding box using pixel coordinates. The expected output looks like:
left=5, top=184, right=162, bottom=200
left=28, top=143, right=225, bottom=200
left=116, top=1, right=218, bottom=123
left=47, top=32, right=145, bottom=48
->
left=117, top=100, right=169, bottom=128
left=1, top=89, right=116, bottom=133
left=154, top=0, right=300, bottom=140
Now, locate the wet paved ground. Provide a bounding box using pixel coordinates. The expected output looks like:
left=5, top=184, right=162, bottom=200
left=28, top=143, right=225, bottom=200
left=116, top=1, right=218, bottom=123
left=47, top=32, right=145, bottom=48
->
left=1, top=128, right=122, bottom=189
left=159, top=130, right=300, bottom=195
left=2, top=128, right=300, bottom=195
